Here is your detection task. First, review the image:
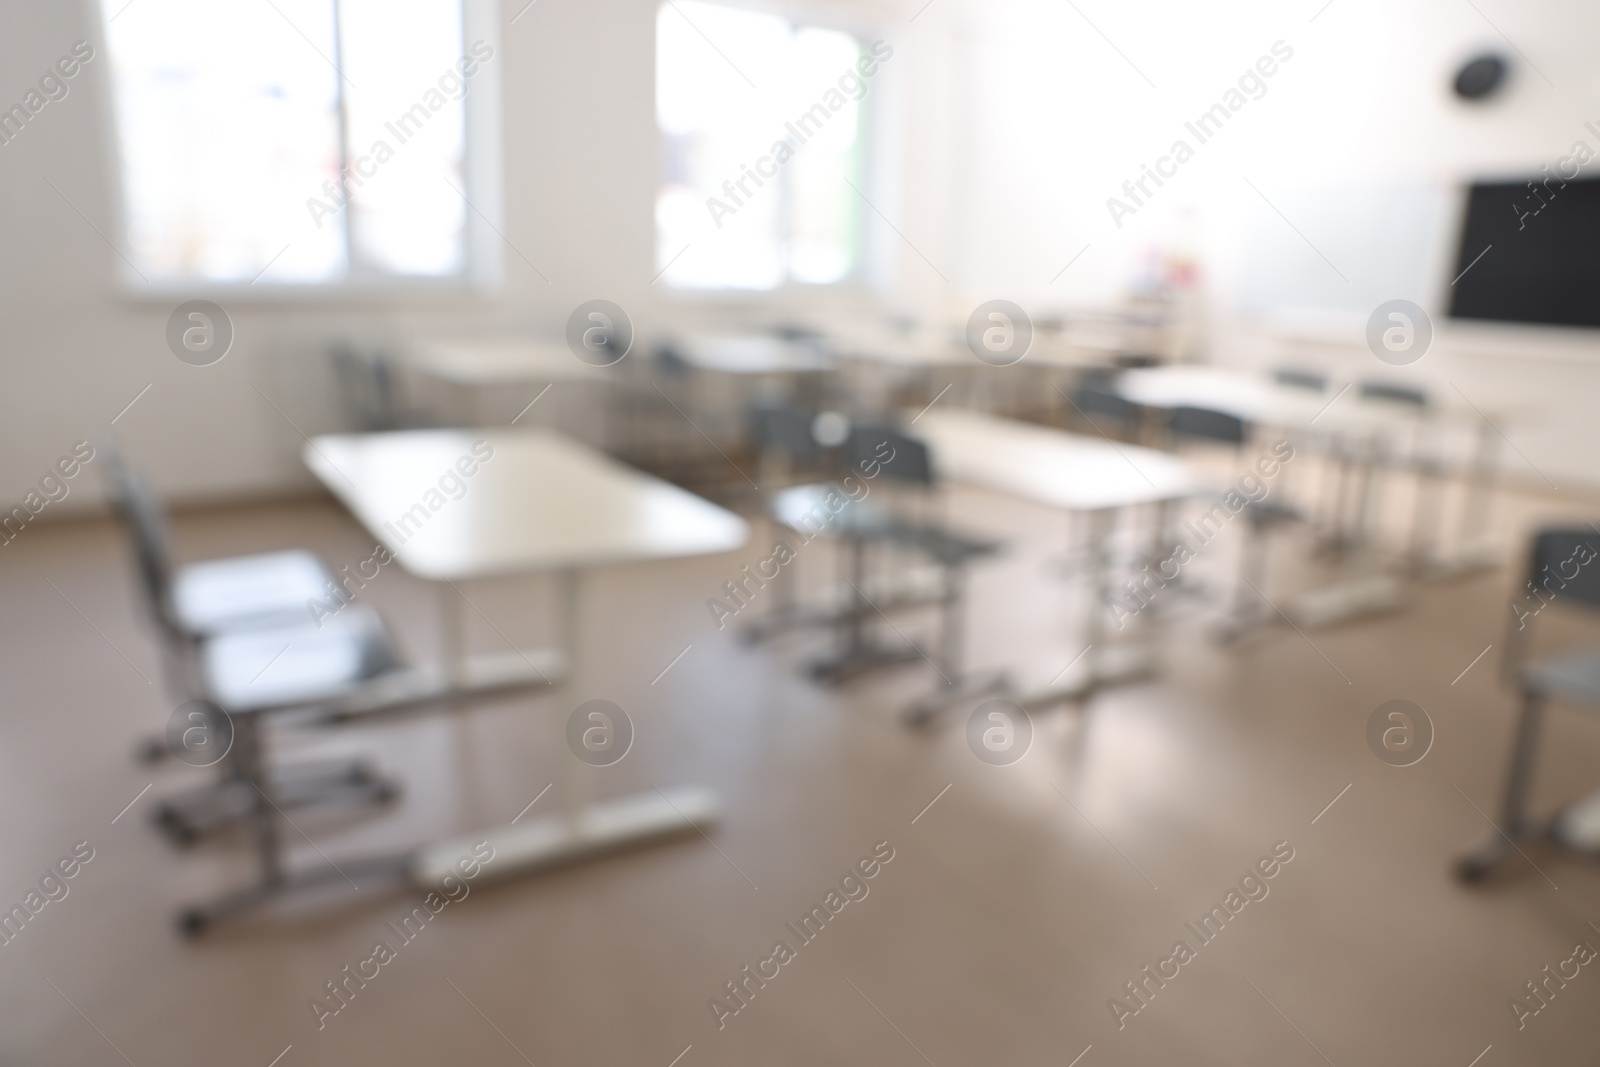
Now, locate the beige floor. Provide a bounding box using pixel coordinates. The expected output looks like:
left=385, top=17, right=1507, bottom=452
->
left=3, top=466, right=1600, bottom=1067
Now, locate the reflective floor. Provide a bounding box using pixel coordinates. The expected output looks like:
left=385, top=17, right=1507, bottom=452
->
left=3, top=477, right=1599, bottom=1066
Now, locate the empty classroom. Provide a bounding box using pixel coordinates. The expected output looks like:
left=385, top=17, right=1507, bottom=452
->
left=4, top=1, right=1600, bottom=1064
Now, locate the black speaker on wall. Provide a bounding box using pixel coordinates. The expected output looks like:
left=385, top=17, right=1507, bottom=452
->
left=1453, top=53, right=1508, bottom=101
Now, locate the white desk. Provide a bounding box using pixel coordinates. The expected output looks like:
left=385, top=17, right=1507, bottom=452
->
left=913, top=410, right=1205, bottom=709
left=407, top=337, right=600, bottom=387
left=402, top=337, right=611, bottom=441
left=304, top=428, right=749, bottom=880
left=674, top=334, right=833, bottom=374
left=1116, top=365, right=1509, bottom=610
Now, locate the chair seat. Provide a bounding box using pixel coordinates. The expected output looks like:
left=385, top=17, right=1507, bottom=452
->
left=769, top=485, right=1000, bottom=564
left=1243, top=498, right=1299, bottom=526
left=1524, top=650, right=1600, bottom=708
left=201, top=607, right=404, bottom=714
left=173, top=550, right=334, bottom=636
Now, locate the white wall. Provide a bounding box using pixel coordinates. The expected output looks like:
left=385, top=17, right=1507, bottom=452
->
left=951, top=0, right=1600, bottom=490
left=3, top=0, right=1598, bottom=512
left=0, top=0, right=957, bottom=511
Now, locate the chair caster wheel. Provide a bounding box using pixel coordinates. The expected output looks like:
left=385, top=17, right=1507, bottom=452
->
left=136, top=737, right=167, bottom=764
left=374, top=782, right=401, bottom=804
left=1455, top=855, right=1495, bottom=884
left=176, top=909, right=208, bottom=938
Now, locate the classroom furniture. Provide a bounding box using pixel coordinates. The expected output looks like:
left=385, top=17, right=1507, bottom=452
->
left=911, top=409, right=1204, bottom=710
left=304, top=428, right=749, bottom=885
left=398, top=336, right=611, bottom=444
left=100, top=444, right=396, bottom=847
left=1164, top=405, right=1302, bottom=637
left=332, top=343, right=432, bottom=431
left=1070, top=375, right=1144, bottom=441
left=1459, top=527, right=1600, bottom=882
left=764, top=425, right=1002, bottom=706
left=178, top=605, right=422, bottom=933
left=1115, top=366, right=1433, bottom=626
left=1117, top=365, right=1512, bottom=579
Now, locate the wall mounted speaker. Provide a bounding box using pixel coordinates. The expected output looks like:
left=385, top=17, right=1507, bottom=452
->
left=1454, top=53, right=1508, bottom=101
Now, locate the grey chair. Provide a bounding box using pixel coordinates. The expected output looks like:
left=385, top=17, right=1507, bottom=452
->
left=100, top=444, right=397, bottom=847
left=331, top=343, right=431, bottom=431
left=1166, top=406, right=1300, bottom=637
left=1071, top=378, right=1142, bottom=441
left=1459, top=527, right=1600, bottom=882
left=1359, top=379, right=1450, bottom=568
left=176, top=605, right=422, bottom=935
left=783, top=424, right=1003, bottom=717
left=1272, top=367, right=1328, bottom=393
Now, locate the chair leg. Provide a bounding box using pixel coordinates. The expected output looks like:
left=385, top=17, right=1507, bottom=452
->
left=175, top=717, right=409, bottom=935
left=154, top=759, right=399, bottom=847
left=1458, top=688, right=1546, bottom=882
left=903, top=564, right=1007, bottom=727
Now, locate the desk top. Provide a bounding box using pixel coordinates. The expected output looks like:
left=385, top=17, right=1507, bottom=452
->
left=675, top=334, right=833, bottom=374
left=406, top=337, right=601, bottom=386
left=914, top=409, right=1202, bottom=511
left=1116, top=365, right=1509, bottom=435
left=305, top=429, right=748, bottom=580
left=829, top=329, right=971, bottom=369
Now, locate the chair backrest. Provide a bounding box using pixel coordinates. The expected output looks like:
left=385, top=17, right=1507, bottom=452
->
left=653, top=341, right=690, bottom=376
left=1360, top=380, right=1429, bottom=407
left=1073, top=381, right=1138, bottom=426
left=749, top=404, right=821, bottom=466
left=332, top=343, right=417, bottom=431
left=846, top=424, right=933, bottom=488
left=1273, top=367, right=1327, bottom=392
left=1506, top=526, right=1600, bottom=677
left=99, top=440, right=181, bottom=638
left=1168, top=405, right=1247, bottom=446
left=1527, top=528, right=1600, bottom=613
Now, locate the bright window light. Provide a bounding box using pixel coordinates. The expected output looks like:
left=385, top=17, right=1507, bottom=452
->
left=99, top=0, right=476, bottom=287
left=656, top=2, right=870, bottom=290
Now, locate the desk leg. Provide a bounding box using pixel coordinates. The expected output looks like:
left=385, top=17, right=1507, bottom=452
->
left=561, top=568, right=591, bottom=831
left=1426, top=417, right=1501, bottom=578
left=407, top=566, right=721, bottom=886
left=440, top=580, right=466, bottom=688
left=1015, top=507, right=1157, bottom=713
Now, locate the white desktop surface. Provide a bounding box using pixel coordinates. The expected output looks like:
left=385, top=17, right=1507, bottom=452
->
left=1116, top=366, right=1327, bottom=424
left=676, top=334, right=832, bottom=374
left=832, top=330, right=970, bottom=368
left=407, top=337, right=600, bottom=386
left=1116, top=365, right=1510, bottom=435
left=914, top=409, right=1202, bottom=511
left=305, top=429, right=749, bottom=581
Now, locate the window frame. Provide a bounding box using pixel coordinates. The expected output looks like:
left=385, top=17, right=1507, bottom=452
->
left=94, top=0, right=504, bottom=304
left=653, top=0, right=892, bottom=299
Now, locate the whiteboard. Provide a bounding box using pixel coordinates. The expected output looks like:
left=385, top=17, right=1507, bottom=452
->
left=1236, top=183, right=1455, bottom=319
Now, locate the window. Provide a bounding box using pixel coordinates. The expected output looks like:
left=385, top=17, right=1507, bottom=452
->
left=99, top=0, right=493, bottom=289
left=656, top=1, right=881, bottom=290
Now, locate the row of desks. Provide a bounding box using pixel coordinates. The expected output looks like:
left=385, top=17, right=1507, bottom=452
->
left=302, top=411, right=1208, bottom=884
